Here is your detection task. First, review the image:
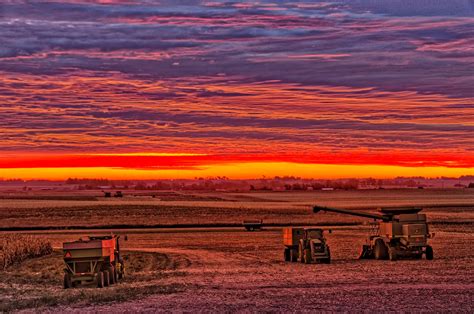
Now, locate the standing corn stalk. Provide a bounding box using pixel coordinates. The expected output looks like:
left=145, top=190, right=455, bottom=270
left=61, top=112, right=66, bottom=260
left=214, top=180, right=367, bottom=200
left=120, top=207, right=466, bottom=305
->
left=0, top=235, right=53, bottom=270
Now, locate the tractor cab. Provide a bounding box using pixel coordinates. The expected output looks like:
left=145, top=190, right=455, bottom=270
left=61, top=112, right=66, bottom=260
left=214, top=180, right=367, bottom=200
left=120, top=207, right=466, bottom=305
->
left=304, top=228, right=324, bottom=240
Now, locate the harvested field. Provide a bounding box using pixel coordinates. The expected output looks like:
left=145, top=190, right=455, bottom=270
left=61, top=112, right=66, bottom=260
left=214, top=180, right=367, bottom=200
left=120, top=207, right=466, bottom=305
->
left=1, top=223, right=473, bottom=312
left=0, top=189, right=473, bottom=229
left=0, top=190, right=473, bottom=312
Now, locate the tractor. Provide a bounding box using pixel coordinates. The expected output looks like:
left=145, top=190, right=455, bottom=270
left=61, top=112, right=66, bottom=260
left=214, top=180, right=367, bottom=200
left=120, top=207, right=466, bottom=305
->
left=283, top=227, right=331, bottom=264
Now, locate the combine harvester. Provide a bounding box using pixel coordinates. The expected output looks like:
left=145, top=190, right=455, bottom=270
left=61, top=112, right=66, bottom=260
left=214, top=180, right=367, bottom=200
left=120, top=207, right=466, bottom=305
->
left=313, top=205, right=434, bottom=261
left=63, top=234, right=126, bottom=288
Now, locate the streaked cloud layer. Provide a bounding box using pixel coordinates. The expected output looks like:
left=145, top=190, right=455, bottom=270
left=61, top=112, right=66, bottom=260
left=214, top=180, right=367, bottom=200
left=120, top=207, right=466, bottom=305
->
left=1, top=0, right=473, bottom=178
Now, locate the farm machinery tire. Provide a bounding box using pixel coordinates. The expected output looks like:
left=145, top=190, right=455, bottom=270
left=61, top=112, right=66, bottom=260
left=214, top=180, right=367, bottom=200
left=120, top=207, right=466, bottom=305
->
left=298, top=244, right=304, bottom=263
left=358, top=245, right=373, bottom=259
left=117, top=259, right=125, bottom=280
left=97, top=271, right=104, bottom=288
left=389, top=247, right=398, bottom=261
left=322, top=247, right=331, bottom=264
left=374, top=239, right=388, bottom=260
left=284, top=248, right=291, bottom=262
left=304, top=249, right=312, bottom=264
left=290, top=249, right=298, bottom=262
left=103, top=270, right=110, bottom=287
left=425, top=245, right=434, bottom=260
left=106, top=266, right=116, bottom=284
left=63, top=273, right=72, bottom=289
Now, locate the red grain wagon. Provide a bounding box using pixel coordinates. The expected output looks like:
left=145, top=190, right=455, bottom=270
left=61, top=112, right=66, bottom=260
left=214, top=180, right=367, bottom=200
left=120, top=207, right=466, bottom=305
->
left=63, top=234, right=126, bottom=288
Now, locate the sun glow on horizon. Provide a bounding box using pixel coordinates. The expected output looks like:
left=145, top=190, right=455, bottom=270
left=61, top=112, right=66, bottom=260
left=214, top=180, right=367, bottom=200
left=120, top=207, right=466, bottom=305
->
left=1, top=162, right=473, bottom=181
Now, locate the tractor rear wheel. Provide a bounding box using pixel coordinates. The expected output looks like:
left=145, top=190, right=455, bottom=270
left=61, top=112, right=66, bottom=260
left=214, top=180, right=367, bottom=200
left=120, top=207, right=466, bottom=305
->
left=284, top=248, right=291, bottom=262
left=425, top=245, right=434, bottom=260
left=374, top=239, right=388, bottom=260
left=97, top=271, right=104, bottom=288
left=323, top=247, right=331, bottom=264
left=63, top=273, right=72, bottom=289
left=304, top=249, right=312, bottom=264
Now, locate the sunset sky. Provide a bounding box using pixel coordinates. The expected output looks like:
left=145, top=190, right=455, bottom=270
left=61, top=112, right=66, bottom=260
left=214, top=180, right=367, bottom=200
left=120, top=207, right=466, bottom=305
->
left=1, top=0, right=473, bottom=180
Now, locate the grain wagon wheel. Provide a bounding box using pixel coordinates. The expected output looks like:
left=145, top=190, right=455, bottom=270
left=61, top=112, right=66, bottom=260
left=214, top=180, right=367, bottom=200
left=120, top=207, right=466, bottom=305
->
left=63, top=273, right=72, bottom=289
left=118, top=259, right=125, bottom=280
left=106, top=266, right=116, bottom=284
left=284, top=248, right=291, bottom=262
left=97, top=271, right=104, bottom=288
left=113, top=265, right=119, bottom=283
left=103, top=270, right=110, bottom=287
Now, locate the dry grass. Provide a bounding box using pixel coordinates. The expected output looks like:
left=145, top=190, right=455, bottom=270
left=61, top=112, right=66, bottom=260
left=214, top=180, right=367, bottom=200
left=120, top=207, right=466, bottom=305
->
left=0, top=234, right=53, bottom=270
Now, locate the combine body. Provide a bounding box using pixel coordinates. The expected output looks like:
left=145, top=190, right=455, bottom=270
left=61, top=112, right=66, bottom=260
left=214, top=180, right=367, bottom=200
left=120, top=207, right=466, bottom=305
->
left=313, top=206, right=434, bottom=261
left=283, top=227, right=331, bottom=264
left=63, top=234, right=125, bottom=288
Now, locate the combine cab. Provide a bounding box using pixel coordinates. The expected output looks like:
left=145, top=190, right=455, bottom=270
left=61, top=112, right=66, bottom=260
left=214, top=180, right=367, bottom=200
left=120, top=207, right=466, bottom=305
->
left=314, top=206, right=434, bottom=261
left=63, top=234, right=126, bottom=288
left=283, top=227, right=331, bottom=264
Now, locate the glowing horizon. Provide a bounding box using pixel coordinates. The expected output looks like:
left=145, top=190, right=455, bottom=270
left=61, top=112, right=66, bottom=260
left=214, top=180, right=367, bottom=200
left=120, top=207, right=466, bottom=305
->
left=1, top=152, right=473, bottom=180
left=2, top=163, right=473, bottom=181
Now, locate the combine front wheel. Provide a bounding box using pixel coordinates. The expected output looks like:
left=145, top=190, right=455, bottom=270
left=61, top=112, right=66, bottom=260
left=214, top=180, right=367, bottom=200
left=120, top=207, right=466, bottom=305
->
left=374, top=239, right=388, bottom=260
left=389, top=247, right=397, bottom=261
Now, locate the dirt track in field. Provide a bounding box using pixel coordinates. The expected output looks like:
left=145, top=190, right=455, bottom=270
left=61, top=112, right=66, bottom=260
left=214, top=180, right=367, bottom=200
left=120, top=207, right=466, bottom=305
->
left=24, top=225, right=474, bottom=312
